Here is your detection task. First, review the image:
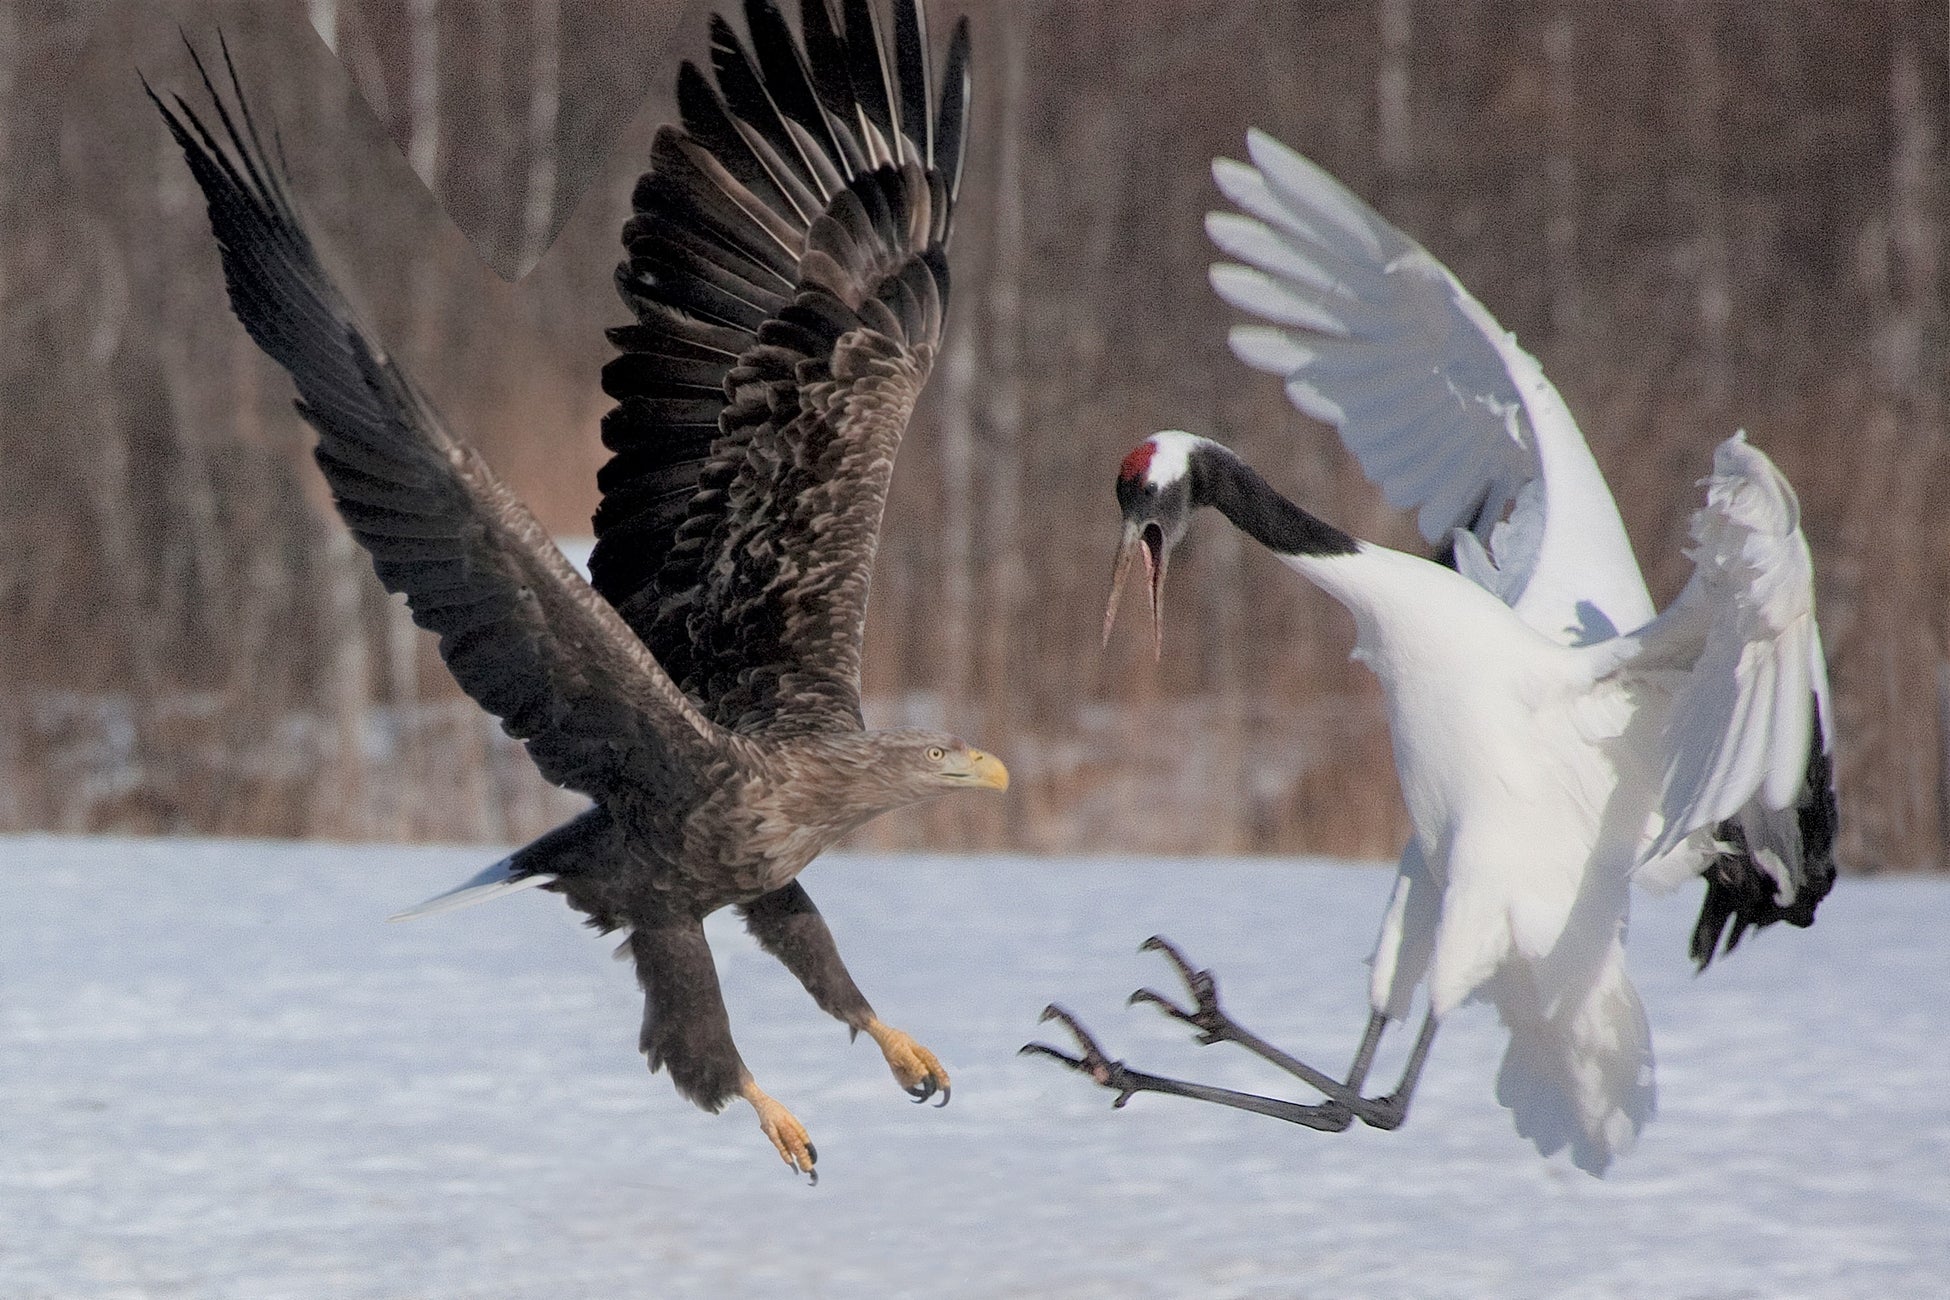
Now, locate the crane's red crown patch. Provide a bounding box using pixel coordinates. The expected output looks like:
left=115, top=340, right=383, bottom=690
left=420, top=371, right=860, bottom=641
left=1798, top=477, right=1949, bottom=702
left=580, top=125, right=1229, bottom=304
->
left=1118, top=440, right=1158, bottom=484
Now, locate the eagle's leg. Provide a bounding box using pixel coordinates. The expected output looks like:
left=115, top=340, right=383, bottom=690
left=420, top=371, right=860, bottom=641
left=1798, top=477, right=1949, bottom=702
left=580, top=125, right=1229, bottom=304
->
left=736, top=1078, right=818, bottom=1183
left=1020, top=1005, right=1355, bottom=1131
left=625, top=922, right=817, bottom=1181
left=740, top=881, right=950, bottom=1106
left=1131, top=935, right=1439, bottom=1131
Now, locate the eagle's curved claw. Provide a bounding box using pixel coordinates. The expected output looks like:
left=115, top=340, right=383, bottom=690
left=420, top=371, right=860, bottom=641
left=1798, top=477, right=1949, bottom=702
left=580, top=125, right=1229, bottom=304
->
left=906, top=1075, right=950, bottom=1106
left=866, top=1018, right=952, bottom=1108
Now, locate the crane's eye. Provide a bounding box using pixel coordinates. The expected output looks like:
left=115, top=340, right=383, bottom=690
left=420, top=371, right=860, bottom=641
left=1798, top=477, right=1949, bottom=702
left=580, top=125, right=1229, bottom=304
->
left=926, top=746, right=946, bottom=762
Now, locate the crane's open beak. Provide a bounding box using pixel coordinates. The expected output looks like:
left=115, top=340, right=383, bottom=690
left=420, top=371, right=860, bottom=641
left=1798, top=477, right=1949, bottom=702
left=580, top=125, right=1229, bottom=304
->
left=1103, top=519, right=1168, bottom=659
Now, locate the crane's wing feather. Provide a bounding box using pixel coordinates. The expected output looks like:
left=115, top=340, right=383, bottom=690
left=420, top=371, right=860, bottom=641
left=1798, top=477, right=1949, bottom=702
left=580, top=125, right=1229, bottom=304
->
left=1209, top=128, right=1654, bottom=646
left=1591, top=434, right=1836, bottom=963
left=591, top=0, right=970, bottom=736
left=150, top=42, right=717, bottom=803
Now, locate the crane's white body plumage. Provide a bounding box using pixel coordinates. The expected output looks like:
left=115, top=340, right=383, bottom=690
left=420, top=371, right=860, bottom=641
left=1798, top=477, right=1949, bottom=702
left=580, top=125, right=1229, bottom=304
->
left=1190, top=130, right=1833, bottom=1174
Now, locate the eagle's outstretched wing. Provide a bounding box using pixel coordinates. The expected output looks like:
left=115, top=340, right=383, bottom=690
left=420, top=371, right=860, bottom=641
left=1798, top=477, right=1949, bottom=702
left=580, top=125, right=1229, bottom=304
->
left=149, top=41, right=718, bottom=803
left=589, top=0, right=971, bottom=736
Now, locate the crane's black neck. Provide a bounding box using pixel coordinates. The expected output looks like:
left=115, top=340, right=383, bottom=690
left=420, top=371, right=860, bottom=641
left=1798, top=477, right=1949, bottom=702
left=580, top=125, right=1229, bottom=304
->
left=1190, top=444, right=1360, bottom=558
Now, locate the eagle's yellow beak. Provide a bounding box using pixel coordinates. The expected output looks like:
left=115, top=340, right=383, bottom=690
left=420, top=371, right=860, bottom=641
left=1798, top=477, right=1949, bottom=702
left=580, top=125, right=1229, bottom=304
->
left=960, top=749, right=1010, bottom=791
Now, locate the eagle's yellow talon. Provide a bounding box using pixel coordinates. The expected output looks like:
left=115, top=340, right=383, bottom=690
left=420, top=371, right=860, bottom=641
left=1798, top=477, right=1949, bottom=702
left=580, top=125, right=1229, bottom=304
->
left=740, top=1080, right=817, bottom=1183
left=864, top=1018, right=951, bottom=1106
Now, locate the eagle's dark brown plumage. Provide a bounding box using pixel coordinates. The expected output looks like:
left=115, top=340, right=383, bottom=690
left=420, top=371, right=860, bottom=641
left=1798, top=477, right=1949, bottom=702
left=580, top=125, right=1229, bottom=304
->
left=149, top=0, right=995, bottom=1180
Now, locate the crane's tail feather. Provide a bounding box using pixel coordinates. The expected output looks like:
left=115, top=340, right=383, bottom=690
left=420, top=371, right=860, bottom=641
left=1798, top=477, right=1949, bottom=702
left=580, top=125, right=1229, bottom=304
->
left=1490, top=942, right=1655, bottom=1176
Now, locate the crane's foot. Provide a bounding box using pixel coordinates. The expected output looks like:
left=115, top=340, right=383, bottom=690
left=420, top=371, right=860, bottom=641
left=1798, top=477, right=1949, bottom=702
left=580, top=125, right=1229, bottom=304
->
left=1019, top=1004, right=1151, bottom=1106
left=863, top=1017, right=951, bottom=1106
left=1128, top=934, right=1241, bottom=1044
left=1022, top=1003, right=1357, bottom=1131
left=739, top=1079, right=818, bottom=1184
left=1129, top=936, right=1439, bottom=1131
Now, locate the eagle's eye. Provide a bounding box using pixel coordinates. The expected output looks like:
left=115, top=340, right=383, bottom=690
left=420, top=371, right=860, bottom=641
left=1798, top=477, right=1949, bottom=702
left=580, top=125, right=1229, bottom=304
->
left=926, top=745, right=946, bottom=762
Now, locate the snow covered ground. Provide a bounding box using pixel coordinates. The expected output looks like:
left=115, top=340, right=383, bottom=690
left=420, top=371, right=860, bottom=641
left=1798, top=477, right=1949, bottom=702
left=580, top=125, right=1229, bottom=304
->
left=4, top=835, right=1945, bottom=1299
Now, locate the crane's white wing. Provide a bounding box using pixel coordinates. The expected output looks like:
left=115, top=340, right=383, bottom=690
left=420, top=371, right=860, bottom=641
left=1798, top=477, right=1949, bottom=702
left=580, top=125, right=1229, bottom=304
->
left=1578, top=434, right=1835, bottom=970
left=1208, top=128, right=1653, bottom=646
left=1614, top=434, right=1833, bottom=867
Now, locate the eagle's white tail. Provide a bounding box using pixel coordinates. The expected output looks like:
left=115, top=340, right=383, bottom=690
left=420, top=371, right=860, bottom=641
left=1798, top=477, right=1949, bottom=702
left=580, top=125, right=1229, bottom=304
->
left=1489, top=940, right=1655, bottom=1175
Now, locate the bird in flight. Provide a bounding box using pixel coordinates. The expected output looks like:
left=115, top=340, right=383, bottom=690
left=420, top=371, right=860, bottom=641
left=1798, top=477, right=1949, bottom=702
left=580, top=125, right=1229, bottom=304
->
left=148, top=0, right=997, bottom=1183
left=1028, top=129, right=1836, bottom=1175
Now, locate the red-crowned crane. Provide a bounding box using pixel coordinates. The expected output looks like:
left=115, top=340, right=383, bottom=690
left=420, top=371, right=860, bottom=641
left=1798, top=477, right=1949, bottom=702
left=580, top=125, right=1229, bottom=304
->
left=1027, top=130, right=1836, bottom=1176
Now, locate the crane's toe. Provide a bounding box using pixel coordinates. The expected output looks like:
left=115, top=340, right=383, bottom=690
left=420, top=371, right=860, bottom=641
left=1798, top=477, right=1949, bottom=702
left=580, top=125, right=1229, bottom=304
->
left=1133, top=935, right=1230, bottom=1042
left=1141, top=934, right=1218, bottom=998
left=864, top=1018, right=952, bottom=1107
left=1020, top=1004, right=1143, bottom=1107
left=739, top=1080, right=818, bottom=1184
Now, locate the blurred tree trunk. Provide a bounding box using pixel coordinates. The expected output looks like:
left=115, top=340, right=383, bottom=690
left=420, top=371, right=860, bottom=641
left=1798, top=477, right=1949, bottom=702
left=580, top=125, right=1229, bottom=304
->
left=1679, top=2, right=1730, bottom=420
left=387, top=0, right=451, bottom=836
left=520, top=0, right=560, bottom=273
left=1542, top=8, right=1579, bottom=340
left=405, top=0, right=441, bottom=186
left=307, top=0, right=340, bottom=51
left=0, top=0, right=15, bottom=827
left=1884, top=35, right=1942, bottom=432
left=936, top=294, right=974, bottom=723
left=1884, top=31, right=1946, bottom=869
left=0, top=0, right=11, bottom=318
left=975, top=4, right=1030, bottom=839
left=1375, top=0, right=1410, bottom=175
left=312, top=27, right=377, bottom=840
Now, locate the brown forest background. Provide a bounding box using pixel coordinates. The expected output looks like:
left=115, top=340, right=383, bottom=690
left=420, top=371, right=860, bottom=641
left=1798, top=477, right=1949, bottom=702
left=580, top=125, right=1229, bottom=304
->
left=2, top=0, right=1947, bottom=870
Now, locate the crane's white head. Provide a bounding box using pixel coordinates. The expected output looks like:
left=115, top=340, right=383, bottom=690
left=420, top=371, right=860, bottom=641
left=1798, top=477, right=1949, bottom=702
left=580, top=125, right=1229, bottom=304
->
left=1105, top=431, right=1211, bottom=658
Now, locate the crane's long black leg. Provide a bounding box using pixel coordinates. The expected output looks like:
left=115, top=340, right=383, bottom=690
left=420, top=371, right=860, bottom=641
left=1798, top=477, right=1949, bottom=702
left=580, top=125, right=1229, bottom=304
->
left=1130, top=935, right=1439, bottom=1131
left=1020, top=1005, right=1355, bottom=1132
left=740, top=881, right=950, bottom=1105
left=1339, top=1010, right=1390, bottom=1094
left=1363, top=1009, right=1440, bottom=1131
